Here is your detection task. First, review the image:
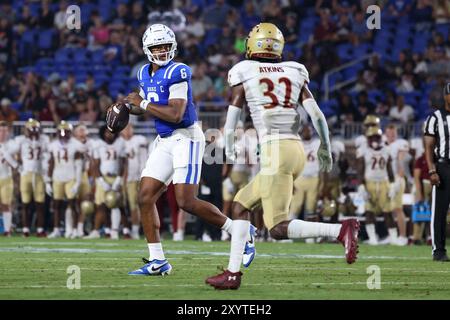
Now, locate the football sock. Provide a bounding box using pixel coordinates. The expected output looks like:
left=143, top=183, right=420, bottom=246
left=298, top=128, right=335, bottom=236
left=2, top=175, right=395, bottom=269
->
left=65, top=208, right=73, bottom=232
left=77, top=222, right=84, bottom=235
left=287, top=220, right=341, bottom=239
left=148, top=243, right=165, bottom=261
left=132, top=224, right=139, bottom=235
left=3, top=212, right=12, bottom=232
left=227, top=220, right=249, bottom=273
left=53, top=227, right=60, bottom=233
left=221, top=218, right=233, bottom=234
left=388, top=228, right=398, bottom=240
left=104, top=227, right=111, bottom=235
left=123, top=227, right=130, bottom=235
left=366, top=224, right=377, bottom=242
left=37, top=227, right=44, bottom=234
left=111, top=208, right=121, bottom=231
left=23, top=227, right=30, bottom=233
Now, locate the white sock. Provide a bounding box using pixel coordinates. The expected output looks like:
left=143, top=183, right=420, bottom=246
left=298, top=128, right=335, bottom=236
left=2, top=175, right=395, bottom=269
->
left=148, top=243, right=165, bottom=261
left=132, top=224, right=139, bottom=235
left=65, top=207, right=73, bottom=228
left=3, top=212, right=12, bottom=232
left=111, top=208, right=121, bottom=231
left=227, top=220, right=249, bottom=273
left=23, top=227, right=30, bottom=233
left=123, top=227, right=130, bottom=235
left=37, top=227, right=44, bottom=233
left=53, top=227, right=60, bottom=233
left=365, top=223, right=377, bottom=242
left=77, top=222, right=84, bottom=235
left=287, top=220, right=341, bottom=239
left=221, top=218, right=233, bottom=234
left=104, top=227, right=111, bottom=234
left=388, top=228, right=398, bottom=239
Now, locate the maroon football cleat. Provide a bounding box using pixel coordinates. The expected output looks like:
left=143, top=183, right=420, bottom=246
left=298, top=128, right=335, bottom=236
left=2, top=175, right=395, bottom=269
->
left=123, top=233, right=132, bottom=240
left=37, top=231, right=47, bottom=238
left=337, top=219, right=360, bottom=264
left=206, top=269, right=242, bottom=290
left=4, top=231, right=11, bottom=237
left=23, top=231, right=30, bottom=238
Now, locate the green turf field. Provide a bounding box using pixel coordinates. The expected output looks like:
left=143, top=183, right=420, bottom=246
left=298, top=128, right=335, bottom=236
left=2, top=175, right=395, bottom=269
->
left=0, top=237, right=449, bottom=300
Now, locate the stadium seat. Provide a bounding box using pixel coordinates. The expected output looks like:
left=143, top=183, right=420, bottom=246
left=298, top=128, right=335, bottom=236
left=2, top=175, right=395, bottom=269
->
left=38, top=29, right=55, bottom=50
left=91, top=50, right=105, bottom=64
left=73, top=48, right=88, bottom=64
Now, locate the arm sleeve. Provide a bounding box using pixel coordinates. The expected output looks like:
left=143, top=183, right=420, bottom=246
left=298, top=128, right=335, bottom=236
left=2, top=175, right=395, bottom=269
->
left=223, top=105, right=242, bottom=156
left=169, top=81, right=188, bottom=100
left=302, top=98, right=331, bottom=149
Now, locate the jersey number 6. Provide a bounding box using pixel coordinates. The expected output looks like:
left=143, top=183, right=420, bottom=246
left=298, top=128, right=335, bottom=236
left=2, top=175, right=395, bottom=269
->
left=260, top=77, right=293, bottom=109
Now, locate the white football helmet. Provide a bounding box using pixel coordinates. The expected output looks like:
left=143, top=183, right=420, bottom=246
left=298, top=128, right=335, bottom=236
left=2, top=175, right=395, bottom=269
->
left=142, top=24, right=177, bottom=66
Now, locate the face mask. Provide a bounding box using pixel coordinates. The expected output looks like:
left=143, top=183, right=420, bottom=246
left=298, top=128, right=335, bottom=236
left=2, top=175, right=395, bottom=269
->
left=370, top=140, right=380, bottom=149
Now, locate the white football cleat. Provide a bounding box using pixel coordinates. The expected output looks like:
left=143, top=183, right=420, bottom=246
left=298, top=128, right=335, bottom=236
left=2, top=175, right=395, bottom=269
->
left=221, top=230, right=230, bottom=241
left=83, top=230, right=100, bottom=239
left=202, top=232, right=212, bottom=242
left=305, top=238, right=315, bottom=244
left=110, top=230, right=119, bottom=240
left=393, top=236, right=408, bottom=246
left=47, top=230, right=61, bottom=239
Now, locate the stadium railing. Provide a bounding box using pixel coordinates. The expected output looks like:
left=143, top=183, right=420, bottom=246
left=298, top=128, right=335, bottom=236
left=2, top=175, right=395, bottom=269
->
left=10, top=113, right=423, bottom=140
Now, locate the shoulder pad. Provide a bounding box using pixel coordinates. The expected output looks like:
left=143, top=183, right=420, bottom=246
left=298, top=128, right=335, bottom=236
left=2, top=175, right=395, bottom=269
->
left=164, top=63, right=191, bottom=83
left=228, top=60, right=256, bottom=87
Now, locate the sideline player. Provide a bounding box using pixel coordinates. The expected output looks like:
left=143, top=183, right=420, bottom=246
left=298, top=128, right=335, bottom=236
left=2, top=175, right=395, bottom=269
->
left=72, top=124, right=95, bottom=236
left=385, top=124, right=409, bottom=245
left=0, top=121, right=19, bottom=236
left=289, top=125, right=321, bottom=228
left=356, top=127, right=397, bottom=245
left=47, top=121, right=84, bottom=238
left=10, top=119, right=50, bottom=237
left=206, top=23, right=360, bottom=289
left=106, top=24, right=254, bottom=275
left=84, top=125, right=126, bottom=239
left=121, top=123, right=148, bottom=239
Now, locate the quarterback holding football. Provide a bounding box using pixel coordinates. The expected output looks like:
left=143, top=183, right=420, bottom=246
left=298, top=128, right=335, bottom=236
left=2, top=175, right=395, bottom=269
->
left=106, top=24, right=255, bottom=276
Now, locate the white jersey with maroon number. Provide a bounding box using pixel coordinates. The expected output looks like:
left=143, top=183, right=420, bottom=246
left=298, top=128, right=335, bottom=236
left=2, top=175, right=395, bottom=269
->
left=358, top=145, right=390, bottom=182
left=0, top=141, right=15, bottom=179
left=331, top=139, right=345, bottom=162
left=94, top=138, right=126, bottom=176
left=386, top=139, right=409, bottom=176
left=301, top=139, right=320, bottom=178
left=49, top=138, right=84, bottom=182
left=124, top=135, right=148, bottom=182
left=228, top=60, right=309, bottom=144
left=11, top=135, right=50, bottom=175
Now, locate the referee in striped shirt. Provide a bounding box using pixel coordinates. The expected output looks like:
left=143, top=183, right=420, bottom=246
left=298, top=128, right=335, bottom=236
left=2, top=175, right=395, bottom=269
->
left=424, top=83, right=450, bottom=262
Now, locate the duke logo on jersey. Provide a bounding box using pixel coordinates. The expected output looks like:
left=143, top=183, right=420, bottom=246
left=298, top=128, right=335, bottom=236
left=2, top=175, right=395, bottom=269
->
left=137, top=61, right=197, bottom=138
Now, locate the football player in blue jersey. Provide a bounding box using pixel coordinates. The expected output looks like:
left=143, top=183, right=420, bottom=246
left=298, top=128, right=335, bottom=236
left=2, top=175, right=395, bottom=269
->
left=113, top=24, right=256, bottom=276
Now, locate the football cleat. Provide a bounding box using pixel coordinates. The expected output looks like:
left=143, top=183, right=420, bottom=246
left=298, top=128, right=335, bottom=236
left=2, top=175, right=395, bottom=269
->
left=337, top=219, right=360, bottom=264
left=37, top=231, right=47, bottom=238
left=83, top=230, right=100, bottom=239
left=128, top=258, right=172, bottom=276
left=206, top=269, right=242, bottom=290
left=47, top=230, right=62, bottom=239
left=242, top=224, right=257, bottom=268
left=4, top=231, right=11, bottom=237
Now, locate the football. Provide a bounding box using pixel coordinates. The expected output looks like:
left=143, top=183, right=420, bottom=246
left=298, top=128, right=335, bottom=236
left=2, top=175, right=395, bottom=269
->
left=106, top=102, right=129, bottom=133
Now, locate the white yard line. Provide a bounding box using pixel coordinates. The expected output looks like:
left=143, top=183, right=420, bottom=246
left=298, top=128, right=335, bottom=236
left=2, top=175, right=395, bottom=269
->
left=0, top=246, right=430, bottom=260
